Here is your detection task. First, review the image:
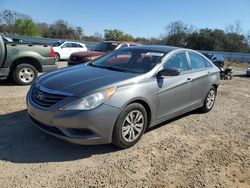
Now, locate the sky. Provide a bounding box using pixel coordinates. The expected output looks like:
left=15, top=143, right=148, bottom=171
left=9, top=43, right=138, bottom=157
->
left=0, top=0, right=250, bottom=38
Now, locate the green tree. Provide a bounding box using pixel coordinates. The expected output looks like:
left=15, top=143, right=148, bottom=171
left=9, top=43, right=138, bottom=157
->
left=104, top=29, right=124, bottom=41
left=14, top=19, right=41, bottom=36
left=104, top=29, right=134, bottom=41
left=47, top=20, right=84, bottom=40
left=163, top=21, right=192, bottom=47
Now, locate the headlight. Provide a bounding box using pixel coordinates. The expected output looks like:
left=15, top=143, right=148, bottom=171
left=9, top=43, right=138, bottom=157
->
left=85, top=56, right=98, bottom=62
left=59, top=87, right=116, bottom=111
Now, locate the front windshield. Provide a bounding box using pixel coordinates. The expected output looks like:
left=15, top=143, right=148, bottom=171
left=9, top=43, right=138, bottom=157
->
left=89, top=48, right=165, bottom=73
left=93, top=42, right=119, bottom=52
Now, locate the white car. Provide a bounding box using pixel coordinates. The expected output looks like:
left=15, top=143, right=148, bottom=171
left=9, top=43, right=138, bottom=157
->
left=52, top=41, right=87, bottom=61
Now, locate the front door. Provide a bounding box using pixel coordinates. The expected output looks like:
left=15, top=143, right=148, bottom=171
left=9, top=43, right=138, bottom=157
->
left=156, top=51, right=192, bottom=120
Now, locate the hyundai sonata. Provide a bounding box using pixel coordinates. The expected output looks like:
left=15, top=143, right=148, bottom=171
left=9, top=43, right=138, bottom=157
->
left=27, top=45, right=220, bottom=148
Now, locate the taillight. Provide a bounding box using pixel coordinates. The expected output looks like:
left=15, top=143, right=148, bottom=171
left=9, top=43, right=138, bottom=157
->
left=50, top=47, right=55, bottom=58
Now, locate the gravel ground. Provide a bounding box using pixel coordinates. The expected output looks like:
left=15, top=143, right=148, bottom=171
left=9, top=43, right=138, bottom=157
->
left=0, top=63, right=249, bottom=188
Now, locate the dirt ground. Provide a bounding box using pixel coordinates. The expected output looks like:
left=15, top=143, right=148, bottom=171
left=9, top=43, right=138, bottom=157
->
left=0, top=62, right=249, bottom=188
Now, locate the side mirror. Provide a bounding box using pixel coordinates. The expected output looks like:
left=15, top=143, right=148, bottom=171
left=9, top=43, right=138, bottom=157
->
left=157, top=67, right=181, bottom=77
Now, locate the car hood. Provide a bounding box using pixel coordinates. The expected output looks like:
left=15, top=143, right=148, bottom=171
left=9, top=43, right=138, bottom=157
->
left=37, top=65, right=140, bottom=97
left=71, top=51, right=106, bottom=57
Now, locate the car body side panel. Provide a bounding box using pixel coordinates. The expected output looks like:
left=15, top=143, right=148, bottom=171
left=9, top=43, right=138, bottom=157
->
left=156, top=74, right=192, bottom=120
left=3, top=42, right=55, bottom=68
left=189, top=69, right=211, bottom=106
left=105, top=78, right=159, bottom=124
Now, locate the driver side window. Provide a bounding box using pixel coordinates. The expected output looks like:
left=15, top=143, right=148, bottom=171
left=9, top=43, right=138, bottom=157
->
left=163, top=52, right=189, bottom=71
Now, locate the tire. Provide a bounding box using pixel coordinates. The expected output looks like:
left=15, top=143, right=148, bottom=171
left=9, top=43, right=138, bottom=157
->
left=112, top=103, right=147, bottom=149
left=200, top=87, right=216, bottom=113
left=13, top=64, right=37, bottom=85
left=55, top=53, right=60, bottom=62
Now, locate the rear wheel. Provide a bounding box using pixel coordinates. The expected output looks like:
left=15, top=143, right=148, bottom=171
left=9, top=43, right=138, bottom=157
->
left=13, top=64, right=37, bottom=85
left=55, top=53, right=60, bottom=62
left=200, top=87, right=216, bottom=113
left=112, top=103, right=147, bottom=149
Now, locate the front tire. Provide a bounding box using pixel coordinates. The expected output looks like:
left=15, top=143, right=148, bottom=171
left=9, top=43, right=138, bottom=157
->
left=13, top=64, right=37, bottom=85
left=112, top=103, right=147, bottom=149
left=200, top=87, right=216, bottom=113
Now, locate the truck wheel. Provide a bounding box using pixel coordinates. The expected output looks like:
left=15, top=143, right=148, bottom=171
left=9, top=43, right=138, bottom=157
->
left=13, top=64, right=37, bottom=85
left=55, top=53, right=60, bottom=62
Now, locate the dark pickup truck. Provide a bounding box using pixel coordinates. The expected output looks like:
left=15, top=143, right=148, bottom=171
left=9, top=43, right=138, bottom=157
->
left=0, top=35, right=57, bottom=85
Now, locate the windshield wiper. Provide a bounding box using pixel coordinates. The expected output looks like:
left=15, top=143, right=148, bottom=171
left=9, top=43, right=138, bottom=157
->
left=88, top=64, right=140, bottom=73
left=88, top=64, right=128, bottom=72
left=100, top=66, right=129, bottom=72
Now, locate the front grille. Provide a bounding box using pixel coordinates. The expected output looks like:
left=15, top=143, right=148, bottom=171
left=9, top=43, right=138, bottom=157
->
left=31, top=85, right=67, bottom=107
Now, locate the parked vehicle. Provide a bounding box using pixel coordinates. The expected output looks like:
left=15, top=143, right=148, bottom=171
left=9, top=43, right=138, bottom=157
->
left=246, top=67, right=250, bottom=76
left=68, top=41, right=141, bottom=65
left=27, top=45, right=220, bottom=148
left=52, top=41, right=87, bottom=61
left=219, top=65, right=233, bottom=80
left=203, top=53, right=224, bottom=67
left=0, top=35, right=57, bottom=85
left=203, top=53, right=233, bottom=79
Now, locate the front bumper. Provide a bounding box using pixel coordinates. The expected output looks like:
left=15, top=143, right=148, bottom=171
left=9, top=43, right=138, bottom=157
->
left=27, top=91, right=121, bottom=145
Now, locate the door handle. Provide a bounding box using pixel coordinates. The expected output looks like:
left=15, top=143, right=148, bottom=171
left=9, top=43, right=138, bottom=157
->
left=187, top=78, right=192, bottom=82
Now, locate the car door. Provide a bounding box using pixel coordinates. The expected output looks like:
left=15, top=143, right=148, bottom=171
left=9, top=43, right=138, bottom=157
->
left=70, top=43, right=81, bottom=53
left=77, top=43, right=86, bottom=52
left=156, top=51, right=192, bottom=120
left=187, top=51, right=211, bottom=106
left=60, top=42, right=73, bottom=59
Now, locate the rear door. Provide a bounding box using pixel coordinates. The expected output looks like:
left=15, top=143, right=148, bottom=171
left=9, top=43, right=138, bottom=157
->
left=187, top=51, right=211, bottom=106
left=71, top=43, right=82, bottom=53
left=156, top=51, right=192, bottom=120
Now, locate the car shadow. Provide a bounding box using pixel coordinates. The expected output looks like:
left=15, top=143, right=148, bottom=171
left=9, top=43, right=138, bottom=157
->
left=0, top=110, right=117, bottom=164
left=146, top=110, right=196, bottom=133
left=0, top=78, right=16, bottom=86
left=0, top=109, right=200, bottom=164
left=233, top=74, right=249, bottom=78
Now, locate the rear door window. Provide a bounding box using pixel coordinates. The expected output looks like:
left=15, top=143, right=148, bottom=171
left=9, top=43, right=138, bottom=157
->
left=71, top=43, right=79, bottom=48
left=189, top=52, right=206, bottom=70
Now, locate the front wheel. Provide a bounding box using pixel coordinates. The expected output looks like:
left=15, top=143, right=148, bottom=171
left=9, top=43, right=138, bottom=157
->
left=13, top=64, right=37, bottom=85
left=112, top=103, right=147, bottom=149
left=200, top=87, right=216, bottom=113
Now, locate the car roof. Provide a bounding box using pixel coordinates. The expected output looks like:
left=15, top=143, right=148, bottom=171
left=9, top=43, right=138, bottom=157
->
left=128, top=45, right=179, bottom=53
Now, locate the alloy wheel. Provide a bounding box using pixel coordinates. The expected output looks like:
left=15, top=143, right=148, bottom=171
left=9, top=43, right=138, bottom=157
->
left=121, top=110, right=144, bottom=142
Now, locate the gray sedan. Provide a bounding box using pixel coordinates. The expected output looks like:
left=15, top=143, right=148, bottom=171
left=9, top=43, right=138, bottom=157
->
left=27, top=45, right=220, bottom=149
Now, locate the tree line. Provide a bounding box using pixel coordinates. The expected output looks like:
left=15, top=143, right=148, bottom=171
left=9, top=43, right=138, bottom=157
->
left=0, top=9, right=250, bottom=53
